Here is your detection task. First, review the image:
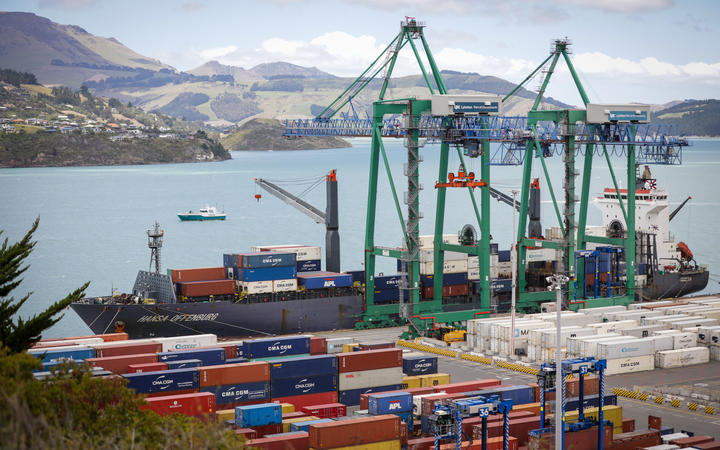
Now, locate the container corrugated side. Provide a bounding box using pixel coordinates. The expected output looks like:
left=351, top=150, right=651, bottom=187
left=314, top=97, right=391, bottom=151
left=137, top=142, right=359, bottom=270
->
left=368, top=392, right=413, bottom=414
left=123, top=368, right=200, bottom=394
left=596, top=337, right=655, bottom=360
left=244, top=336, right=311, bottom=359
left=308, top=414, right=402, bottom=449
left=155, top=334, right=217, bottom=352
left=141, top=392, right=215, bottom=417
left=338, top=349, right=402, bottom=373
left=235, top=403, right=282, bottom=427
left=402, top=354, right=438, bottom=376
left=240, top=252, right=297, bottom=269
left=338, top=367, right=403, bottom=391
left=656, top=347, right=709, bottom=368
left=241, top=280, right=273, bottom=294
left=237, top=266, right=297, bottom=282
left=200, top=381, right=270, bottom=405
left=604, top=355, right=655, bottom=375
left=157, top=348, right=225, bottom=366
left=199, top=361, right=269, bottom=386
left=339, top=384, right=403, bottom=407
left=269, top=355, right=338, bottom=379
left=273, top=278, right=298, bottom=292
left=270, top=374, right=338, bottom=397
left=297, top=272, right=353, bottom=289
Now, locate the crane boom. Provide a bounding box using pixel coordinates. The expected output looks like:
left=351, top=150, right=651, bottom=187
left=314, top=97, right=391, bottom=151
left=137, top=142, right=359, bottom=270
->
left=254, top=178, right=326, bottom=224
left=669, top=195, right=691, bottom=221
left=489, top=186, right=520, bottom=212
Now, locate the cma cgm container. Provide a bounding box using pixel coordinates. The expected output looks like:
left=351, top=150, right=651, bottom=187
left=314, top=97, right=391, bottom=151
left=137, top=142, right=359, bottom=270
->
left=270, top=374, right=338, bottom=398
left=242, top=252, right=297, bottom=269
left=157, top=348, right=226, bottom=366
left=142, top=392, right=215, bottom=417
left=156, top=334, right=217, bottom=352
left=269, top=355, right=338, bottom=379
left=308, top=414, right=402, bottom=449
left=236, top=403, right=283, bottom=427
left=236, top=266, right=297, bottom=282
left=403, top=354, right=438, bottom=376
left=368, top=392, right=413, bottom=415
left=200, top=381, right=270, bottom=406
left=298, top=272, right=353, bottom=289
left=337, top=348, right=402, bottom=373
left=244, top=336, right=311, bottom=359
left=297, top=259, right=321, bottom=272
left=252, top=245, right=322, bottom=261
left=123, top=368, right=199, bottom=394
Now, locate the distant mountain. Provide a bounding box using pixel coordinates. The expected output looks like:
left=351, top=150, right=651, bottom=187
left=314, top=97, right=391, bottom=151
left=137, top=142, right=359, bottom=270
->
left=654, top=99, right=720, bottom=137
left=248, top=62, right=335, bottom=79
left=187, top=60, right=264, bottom=82
left=0, top=11, right=173, bottom=87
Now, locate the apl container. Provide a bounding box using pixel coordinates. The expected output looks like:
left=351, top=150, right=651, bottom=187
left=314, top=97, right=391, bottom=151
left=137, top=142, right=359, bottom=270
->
left=244, top=336, right=311, bottom=359
left=235, top=403, right=282, bottom=427
left=270, top=374, right=338, bottom=397
left=123, top=368, right=199, bottom=394
left=339, top=384, right=404, bottom=407
left=269, top=354, right=338, bottom=379
left=200, top=381, right=270, bottom=405
left=157, top=348, right=225, bottom=366
left=402, top=354, right=438, bottom=376
left=368, top=392, right=413, bottom=415
left=298, top=272, right=353, bottom=289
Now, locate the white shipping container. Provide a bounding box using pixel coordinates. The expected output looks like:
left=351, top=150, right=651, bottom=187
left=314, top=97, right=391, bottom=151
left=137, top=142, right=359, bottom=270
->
left=644, top=314, right=692, bottom=326
left=604, top=355, right=655, bottom=375
left=543, top=313, right=598, bottom=327
left=338, top=367, right=403, bottom=391
left=627, top=300, right=675, bottom=310
left=241, top=280, right=273, bottom=294
left=660, top=433, right=688, bottom=445
left=711, top=346, right=720, bottom=361
left=541, top=327, right=597, bottom=348
left=566, top=333, right=620, bottom=356
left=651, top=335, right=674, bottom=352
left=711, top=329, right=720, bottom=346
left=670, top=318, right=718, bottom=330
left=468, top=256, right=479, bottom=270
left=413, top=392, right=446, bottom=416
left=697, top=326, right=720, bottom=345
left=497, top=321, right=550, bottom=341
left=40, top=337, right=105, bottom=347
left=597, top=338, right=655, bottom=360
left=326, top=337, right=353, bottom=353
left=420, top=259, right=468, bottom=275
left=604, top=310, right=663, bottom=322
left=418, top=234, right=459, bottom=248
left=156, top=334, right=218, bottom=352
left=576, top=336, right=632, bottom=359
left=418, top=249, right=468, bottom=262
left=587, top=320, right=638, bottom=334
left=621, top=325, right=666, bottom=338
left=694, top=309, right=720, bottom=321
left=526, top=248, right=558, bottom=262
left=468, top=267, right=480, bottom=280
left=580, top=305, right=627, bottom=316
left=273, top=278, right=298, bottom=292
left=656, top=347, right=710, bottom=368
left=250, top=244, right=322, bottom=261
left=672, top=332, right=698, bottom=349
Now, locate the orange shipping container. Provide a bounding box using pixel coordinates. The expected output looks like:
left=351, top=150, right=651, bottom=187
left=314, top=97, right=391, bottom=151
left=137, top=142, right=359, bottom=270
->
left=179, top=279, right=236, bottom=297
left=337, top=348, right=402, bottom=373
left=432, top=379, right=502, bottom=394
left=85, top=353, right=158, bottom=374
left=94, top=342, right=163, bottom=358
left=198, top=361, right=269, bottom=387
left=169, top=267, right=227, bottom=283
left=308, top=415, right=402, bottom=449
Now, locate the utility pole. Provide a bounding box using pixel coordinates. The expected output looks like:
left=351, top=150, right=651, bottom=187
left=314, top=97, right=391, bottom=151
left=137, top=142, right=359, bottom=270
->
left=547, top=273, right=569, bottom=450
left=510, top=189, right=519, bottom=357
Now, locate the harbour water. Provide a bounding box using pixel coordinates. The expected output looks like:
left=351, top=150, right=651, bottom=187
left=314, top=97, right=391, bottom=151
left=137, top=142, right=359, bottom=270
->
left=1, top=138, right=718, bottom=338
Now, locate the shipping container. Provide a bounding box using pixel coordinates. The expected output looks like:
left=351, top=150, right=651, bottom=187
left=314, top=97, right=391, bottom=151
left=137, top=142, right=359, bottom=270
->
left=127, top=362, right=168, bottom=373
left=155, top=334, right=217, bottom=352
left=375, top=275, right=402, bottom=290
left=326, top=337, right=354, bottom=354
left=269, top=355, right=338, bottom=379
left=35, top=338, right=104, bottom=348
left=420, top=260, right=468, bottom=275
left=124, top=368, right=199, bottom=394
left=289, top=418, right=334, bottom=432
left=596, top=337, right=655, bottom=359
left=272, top=391, right=339, bottom=410
left=300, top=403, right=347, bottom=419
left=338, top=348, right=402, bottom=373
left=297, top=259, right=321, bottom=272
left=239, top=252, right=297, bottom=269
left=420, top=272, right=468, bottom=287
left=244, top=336, right=311, bottom=359
left=368, top=392, right=413, bottom=415
left=165, top=359, right=202, bottom=370
left=418, top=373, right=451, bottom=387
left=201, top=381, right=270, bottom=406
left=245, top=431, right=309, bottom=450
left=168, top=267, right=227, bottom=283
left=141, top=392, right=214, bottom=417
left=93, top=341, right=163, bottom=358
left=421, top=284, right=469, bottom=299
left=309, top=336, right=327, bottom=355
left=237, top=266, right=297, bottom=282
left=241, top=280, right=274, bottom=294
left=253, top=423, right=284, bottom=437
left=271, top=374, right=338, bottom=398
left=252, top=244, right=322, bottom=261
left=235, top=403, right=282, bottom=427
left=28, top=346, right=95, bottom=363
left=604, top=355, right=655, bottom=375
left=158, top=348, right=225, bottom=366
left=670, top=435, right=714, bottom=447
left=656, top=346, right=709, bottom=368
left=374, top=288, right=400, bottom=303
left=199, top=361, right=269, bottom=387
left=433, top=379, right=501, bottom=394
left=359, top=387, right=434, bottom=410
left=298, top=272, right=353, bottom=289
left=339, top=367, right=404, bottom=391
left=178, top=279, right=236, bottom=297
left=608, top=430, right=662, bottom=450
left=340, top=385, right=403, bottom=407
left=528, top=424, right=612, bottom=449
left=273, top=278, right=298, bottom=292
left=308, top=415, right=402, bottom=449
left=85, top=353, right=159, bottom=375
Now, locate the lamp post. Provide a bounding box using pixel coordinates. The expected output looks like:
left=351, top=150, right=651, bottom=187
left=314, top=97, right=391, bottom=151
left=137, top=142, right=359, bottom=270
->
left=510, top=189, right=519, bottom=357
left=547, top=273, right=569, bottom=450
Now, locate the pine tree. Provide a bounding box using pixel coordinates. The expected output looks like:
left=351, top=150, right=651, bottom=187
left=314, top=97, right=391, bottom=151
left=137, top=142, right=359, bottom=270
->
left=0, top=218, right=88, bottom=353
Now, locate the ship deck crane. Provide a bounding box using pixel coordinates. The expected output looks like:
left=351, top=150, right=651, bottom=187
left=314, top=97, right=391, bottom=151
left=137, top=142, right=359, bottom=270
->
left=254, top=170, right=341, bottom=272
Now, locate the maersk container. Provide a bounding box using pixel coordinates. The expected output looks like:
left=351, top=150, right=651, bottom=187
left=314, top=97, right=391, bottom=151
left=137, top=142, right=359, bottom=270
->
left=338, top=367, right=404, bottom=391
left=270, top=373, right=338, bottom=397
left=123, top=368, right=199, bottom=394
left=338, top=384, right=403, bottom=406
left=235, top=403, right=282, bottom=427
left=200, top=381, right=270, bottom=405
left=165, top=359, right=203, bottom=370
left=241, top=252, right=296, bottom=269
left=273, top=279, right=298, bottom=293
left=368, top=392, right=413, bottom=414
left=402, top=354, right=438, bottom=376
left=28, top=346, right=95, bottom=363
left=596, top=338, right=655, bottom=360
left=238, top=266, right=297, bottom=282
left=269, top=355, right=338, bottom=379
left=289, top=418, right=334, bottom=432
left=297, top=272, right=352, bottom=289
left=158, top=348, right=225, bottom=366
left=244, top=336, right=311, bottom=359
left=297, top=259, right=321, bottom=272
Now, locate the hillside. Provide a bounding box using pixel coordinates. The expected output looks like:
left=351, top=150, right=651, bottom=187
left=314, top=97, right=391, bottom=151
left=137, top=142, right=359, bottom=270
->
left=221, top=118, right=350, bottom=150
left=653, top=100, right=720, bottom=137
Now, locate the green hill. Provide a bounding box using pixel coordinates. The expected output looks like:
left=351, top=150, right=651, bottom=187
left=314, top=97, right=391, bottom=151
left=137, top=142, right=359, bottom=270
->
left=221, top=118, right=350, bottom=150
left=654, top=100, right=720, bottom=136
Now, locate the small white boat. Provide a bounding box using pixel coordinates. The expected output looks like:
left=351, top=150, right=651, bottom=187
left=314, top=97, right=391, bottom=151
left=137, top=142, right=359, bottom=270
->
left=177, top=205, right=226, bottom=221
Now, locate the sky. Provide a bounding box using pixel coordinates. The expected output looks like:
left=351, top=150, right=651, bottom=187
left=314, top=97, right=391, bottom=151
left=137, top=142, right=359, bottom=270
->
left=3, top=0, right=720, bottom=105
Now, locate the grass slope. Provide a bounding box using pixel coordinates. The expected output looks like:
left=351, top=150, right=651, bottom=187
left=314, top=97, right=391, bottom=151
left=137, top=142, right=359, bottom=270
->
left=222, top=118, right=350, bottom=150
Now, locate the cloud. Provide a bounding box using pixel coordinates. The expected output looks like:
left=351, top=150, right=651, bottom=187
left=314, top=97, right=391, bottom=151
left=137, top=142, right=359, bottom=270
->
left=570, top=51, right=720, bottom=80
left=556, top=0, right=672, bottom=13
left=38, top=0, right=96, bottom=8
left=182, top=1, right=205, bottom=10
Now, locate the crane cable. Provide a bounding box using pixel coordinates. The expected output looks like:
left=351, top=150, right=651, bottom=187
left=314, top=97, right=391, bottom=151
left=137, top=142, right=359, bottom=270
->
left=260, top=172, right=328, bottom=199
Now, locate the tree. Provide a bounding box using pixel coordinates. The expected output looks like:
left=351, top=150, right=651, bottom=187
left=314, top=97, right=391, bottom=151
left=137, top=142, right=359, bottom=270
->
left=0, top=219, right=88, bottom=353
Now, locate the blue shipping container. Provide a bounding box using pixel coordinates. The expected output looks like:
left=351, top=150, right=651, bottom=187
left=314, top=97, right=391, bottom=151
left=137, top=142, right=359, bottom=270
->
left=238, top=266, right=297, bottom=282
left=402, top=354, right=438, bottom=376
left=268, top=355, right=338, bottom=379
left=498, top=250, right=511, bottom=262
left=460, top=385, right=534, bottom=406
left=236, top=342, right=244, bottom=358
left=420, top=272, right=468, bottom=287
left=241, top=252, right=296, bottom=269
left=200, top=381, right=270, bottom=405
left=165, top=359, right=203, bottom=370
left=375, top=275, right=402, bottom=290
left=565, top=394, right=617, bottom=411
left=368, top=392, right=413, bottom=414
left=490, top=243, right=499, bottom=254
left=123, top=368, right=199, bottom=394
left=244, top=336, right=311, bottom=359
left=226, top=357, right=248, bottom=364
left=235, top=403, right=282, bottom=427
left=347, top=270, right=365, bottom=284
left=491, top=278, right=512, bottom=293
left=338, top=384, right=403, bottom=406
left=298, top=272, right=352, bottom=289
left=374, top=289, right=400, bottom=303
left=28, top=346, right=95, bottom=363
left=157, top=348, right=225, bottom=366
left=289, top=418, right=334, bottom=432
left=297, top=259, right=321, bottom=272
left=270, top=373, right=338, bottom=397
left=223, top=253, right=241, bottom=268
left=396, top=411, right=413, bottom=432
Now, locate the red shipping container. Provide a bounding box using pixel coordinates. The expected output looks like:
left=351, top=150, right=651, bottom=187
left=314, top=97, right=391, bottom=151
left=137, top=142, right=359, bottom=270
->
left=283, top=411, right=308, bottom=420
left=310, top=336, right=327, bottom=355
left=408, top=436, right=453, bottom=450
left=32, top=341, right=78, bottom=349
left=170, top=267, right=227, bottom=283
left=421, top=393, right=466, bottom=417
left=621, top=417, right=635, bottom=433
left=422, top=284, right=469, bottom=299
left=308, top=415, right=401, bottom=449
left=245, top=431, right=309, bottom=450
left=272, top=392, right=338, bottom=410
left=179, top=279, right=236, bottom=297
left=37, top=332, right=128, bottom=344
left=358, top=342, right=396, bottom=350
left=461, top=411, right=534, bottom=437
left=127, top=362, right=168, bottom=373
left=94, top=342, right=163, bottom=358
left=608, top=430, right=661, bottom=450
left=145, top=388, right=198, bottom=398
left=671, top=436, right=715, bottom=447
left=252, top=423, right=283, bottom=437
left=85, top=353, right=158, bottom=374
left=473, top=416, right=541, bottom=446
left=432, top=379, right=502, bottom=394
left=234, top=428, right=257, bottom=439
left=527, top=423, right=612, bottom=449
left=301, top=403, right=347, bottom=419
left=695, top=442, right=720, bottom=450
left=142, top=392, right=215, bottom=417
left=199, top=361, right=269, bottom=387
left=360, top=387, right=435, bottom=410
left=337, top=348, right=402, bottom=373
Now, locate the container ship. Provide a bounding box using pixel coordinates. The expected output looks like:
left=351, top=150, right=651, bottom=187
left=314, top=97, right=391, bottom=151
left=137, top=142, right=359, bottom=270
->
left=70, top=169, right=708, bottom=339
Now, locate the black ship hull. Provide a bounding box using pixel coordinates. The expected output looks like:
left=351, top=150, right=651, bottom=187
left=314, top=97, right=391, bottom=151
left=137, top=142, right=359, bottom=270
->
left=643, top=269, right=710, bottom=300
left=70, top=295, right=365, bottom=338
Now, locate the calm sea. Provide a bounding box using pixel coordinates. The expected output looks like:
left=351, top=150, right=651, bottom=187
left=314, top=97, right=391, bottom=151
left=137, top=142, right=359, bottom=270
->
left=1, top=138, right=718, bottom=338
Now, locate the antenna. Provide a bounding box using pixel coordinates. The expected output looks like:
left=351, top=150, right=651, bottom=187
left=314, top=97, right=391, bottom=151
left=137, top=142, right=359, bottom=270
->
left=147, top=221, right=164, bottom=273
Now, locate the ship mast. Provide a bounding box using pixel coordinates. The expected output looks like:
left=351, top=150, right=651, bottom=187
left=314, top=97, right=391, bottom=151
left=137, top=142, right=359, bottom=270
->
left=147, top=221, right=164, bottom=273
